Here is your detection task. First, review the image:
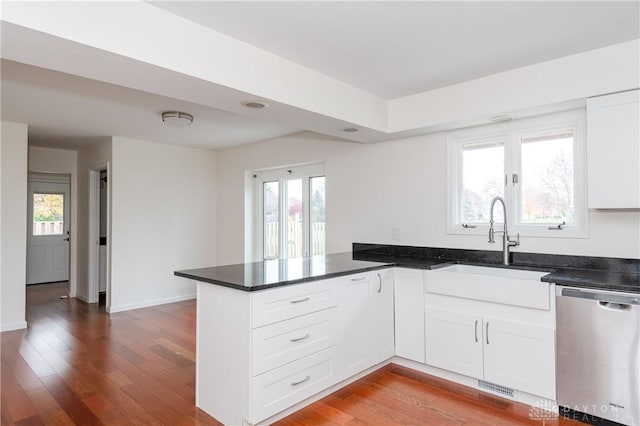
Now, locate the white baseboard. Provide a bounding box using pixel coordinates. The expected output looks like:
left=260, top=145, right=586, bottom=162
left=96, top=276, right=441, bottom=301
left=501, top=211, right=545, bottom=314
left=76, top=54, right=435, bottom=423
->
left=76, top=294, right=90, bottom=303
left=107, top=293, right=196, bottom=313
left=1, top=320, right=27, bottom=332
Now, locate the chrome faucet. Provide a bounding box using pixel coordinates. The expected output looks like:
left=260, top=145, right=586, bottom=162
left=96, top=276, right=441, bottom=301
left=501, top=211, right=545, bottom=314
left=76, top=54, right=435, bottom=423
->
left=488, top=196, right=519, bottom=265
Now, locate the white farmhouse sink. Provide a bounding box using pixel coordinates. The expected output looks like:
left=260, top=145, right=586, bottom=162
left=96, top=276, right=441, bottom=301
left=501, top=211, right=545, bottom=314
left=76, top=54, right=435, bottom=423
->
left=427, top=264, right=551, bottom=310
left=438, top=264, right=548, bottom=281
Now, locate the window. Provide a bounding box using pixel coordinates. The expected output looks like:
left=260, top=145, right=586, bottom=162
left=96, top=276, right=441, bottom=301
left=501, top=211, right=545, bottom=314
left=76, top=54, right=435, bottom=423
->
left=461, top=137, right=505, bottom=224
left=448, top=110, right=587, bottom=238
left=254, top=164, right=325, bottom=260
left=32, top=193, right=65, bottom=236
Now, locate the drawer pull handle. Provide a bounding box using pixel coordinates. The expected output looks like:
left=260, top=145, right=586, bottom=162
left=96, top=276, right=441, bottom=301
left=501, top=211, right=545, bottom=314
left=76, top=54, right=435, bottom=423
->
left=290, top=333, right=310, bottom=342
left=351, top=276, right=366, bottom=282
left=486, top=322, right=490, bottom=345
left=290, top=297, right=310, bottom=304
left=290, top=375, right=311, bottom=387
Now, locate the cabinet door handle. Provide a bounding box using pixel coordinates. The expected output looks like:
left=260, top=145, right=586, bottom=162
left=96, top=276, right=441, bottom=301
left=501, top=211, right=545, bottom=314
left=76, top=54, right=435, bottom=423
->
left=290, top=375, right=311, bottom=387
left=486, top=322, right=490, bottom=345
left=350, top=276, right=366, bottom=282
left=290, top=333, right=310, bottom=342
left=290, top=297, right=310, bottom=304
left=377, top=273, right=382, bottom=293
left=474, top=320, right=478, bottom=343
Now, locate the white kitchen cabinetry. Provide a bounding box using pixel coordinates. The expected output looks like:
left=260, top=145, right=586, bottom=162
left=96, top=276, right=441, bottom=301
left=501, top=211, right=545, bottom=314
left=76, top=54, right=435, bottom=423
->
left=197, top=268, right=394, bottom=425
left=251, top=347, right=339, bottom=422
left=373, top=268, right=395, bottom=363
left=252, top=308, right=339, bottom=375
left=424, top=268, right=556, bottom=400
left=197, top=278, right=340, bottom=425
left=393, top=268, right=425, bottom=363
left=338, top=269, right=395, bottom=380
left=425, top=308, right=483, bottom=378
left=587, top=89, right=640, bottom=209
left=482, top=317, right=555, bottom=398
left=338, top=273, right=375, bottom=379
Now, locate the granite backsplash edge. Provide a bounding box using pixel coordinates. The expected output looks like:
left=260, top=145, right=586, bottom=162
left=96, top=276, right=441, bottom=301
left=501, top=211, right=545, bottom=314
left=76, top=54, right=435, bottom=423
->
left=352, top=242, right=640, bottom=274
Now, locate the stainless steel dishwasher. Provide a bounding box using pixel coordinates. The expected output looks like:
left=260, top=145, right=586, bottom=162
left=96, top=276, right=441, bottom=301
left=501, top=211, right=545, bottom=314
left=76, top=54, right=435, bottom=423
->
left=557, top=286, right=640, bottom=426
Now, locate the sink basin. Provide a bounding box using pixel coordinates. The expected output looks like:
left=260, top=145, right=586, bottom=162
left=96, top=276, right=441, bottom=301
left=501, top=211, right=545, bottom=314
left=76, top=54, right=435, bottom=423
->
left=437, top=264, right=548, bottom=281
left=428, top=264, right=551, bottom=310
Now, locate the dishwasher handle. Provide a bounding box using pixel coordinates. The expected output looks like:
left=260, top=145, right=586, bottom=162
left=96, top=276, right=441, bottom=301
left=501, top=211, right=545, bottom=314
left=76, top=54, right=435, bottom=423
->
left=561, top=288, right=640, bottom=305
left=598, top=301, right=632, bottom=311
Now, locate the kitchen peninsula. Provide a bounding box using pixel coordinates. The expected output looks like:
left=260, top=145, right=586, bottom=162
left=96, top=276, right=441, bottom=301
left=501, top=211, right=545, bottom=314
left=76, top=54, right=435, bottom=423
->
left=175, top=246, right=640, bottom=425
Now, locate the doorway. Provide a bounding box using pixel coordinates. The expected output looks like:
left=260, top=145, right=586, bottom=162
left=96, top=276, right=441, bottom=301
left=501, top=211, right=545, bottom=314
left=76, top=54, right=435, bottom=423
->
left=26, top=173, right=71, bottom=290
left=89, top=166, right=110, bottom=308
left=98, top=170, right=107, bottom=304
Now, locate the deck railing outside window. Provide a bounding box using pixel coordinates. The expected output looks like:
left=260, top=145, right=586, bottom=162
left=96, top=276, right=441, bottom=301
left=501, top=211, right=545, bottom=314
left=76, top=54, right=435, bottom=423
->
left=265, top=221, right=325, bottom=258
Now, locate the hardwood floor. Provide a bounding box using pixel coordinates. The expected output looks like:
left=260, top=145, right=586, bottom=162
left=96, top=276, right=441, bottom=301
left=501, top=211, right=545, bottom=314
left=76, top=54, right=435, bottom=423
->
left=1, top=283, right=584, bottom=425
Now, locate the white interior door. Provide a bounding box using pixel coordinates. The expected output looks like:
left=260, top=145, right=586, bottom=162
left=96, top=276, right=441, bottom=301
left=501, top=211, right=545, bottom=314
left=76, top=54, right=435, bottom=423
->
left=27, top=176, right=70, bottom=284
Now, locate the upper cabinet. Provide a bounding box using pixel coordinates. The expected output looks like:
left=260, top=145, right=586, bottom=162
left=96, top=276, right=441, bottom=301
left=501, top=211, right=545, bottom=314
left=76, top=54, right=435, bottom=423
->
left=587, top=89, right=640, bottom=209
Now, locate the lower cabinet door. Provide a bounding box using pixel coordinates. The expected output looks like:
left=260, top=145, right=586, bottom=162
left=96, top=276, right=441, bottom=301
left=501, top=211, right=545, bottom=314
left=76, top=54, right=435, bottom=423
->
left=482, top=318, right=556, bottom=399
left=373, top=269, right=395, bottom=363
left=251, top=347, right=339, bottom=423
left=338, top=274, right=374, bottom=380
left=395, top=268, right=425, bottom=362
left=425, top=308, right=483, bottom=378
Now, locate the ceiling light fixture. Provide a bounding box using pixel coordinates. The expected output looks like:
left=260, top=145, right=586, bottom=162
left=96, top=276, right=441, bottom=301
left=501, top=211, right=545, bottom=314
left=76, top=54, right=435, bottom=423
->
left=243, top=101, right=269, bottom=109
left=342, top=127, right=359, bottom=133
left=490, top=115, right=513, bottom=123
left=161, top=111, right=193, bottom=127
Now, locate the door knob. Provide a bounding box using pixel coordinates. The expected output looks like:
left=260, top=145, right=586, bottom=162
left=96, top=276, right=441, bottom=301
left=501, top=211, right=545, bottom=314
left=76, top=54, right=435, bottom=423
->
left=63, top=237, right=70, bottom=241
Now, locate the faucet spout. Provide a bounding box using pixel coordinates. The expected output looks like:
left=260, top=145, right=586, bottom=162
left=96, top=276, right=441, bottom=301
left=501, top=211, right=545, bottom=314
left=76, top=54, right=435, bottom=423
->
left=488, top=196, right=519, bottom=265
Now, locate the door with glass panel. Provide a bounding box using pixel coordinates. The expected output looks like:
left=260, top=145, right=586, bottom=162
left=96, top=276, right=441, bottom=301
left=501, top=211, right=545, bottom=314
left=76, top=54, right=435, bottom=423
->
left=27, top=175, right=70, bottom=284
left=257, top=165, right=325, bottom=260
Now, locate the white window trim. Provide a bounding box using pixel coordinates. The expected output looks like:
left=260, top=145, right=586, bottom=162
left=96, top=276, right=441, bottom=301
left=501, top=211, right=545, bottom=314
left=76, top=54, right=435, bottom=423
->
left=253, top=163, right=325, bottom=261
left=447, top=109, right=588, bottom=239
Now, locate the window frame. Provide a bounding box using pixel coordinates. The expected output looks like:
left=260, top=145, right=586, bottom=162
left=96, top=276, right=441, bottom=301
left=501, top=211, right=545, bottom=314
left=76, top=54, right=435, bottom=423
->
left=253, top=163, right=325, bottom=260
left=447, top=109, right=588, bottom=238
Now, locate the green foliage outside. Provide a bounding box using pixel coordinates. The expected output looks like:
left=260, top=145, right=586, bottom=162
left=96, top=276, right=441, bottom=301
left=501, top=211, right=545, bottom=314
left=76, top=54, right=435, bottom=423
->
left=33, top=193, right=64, bottom=222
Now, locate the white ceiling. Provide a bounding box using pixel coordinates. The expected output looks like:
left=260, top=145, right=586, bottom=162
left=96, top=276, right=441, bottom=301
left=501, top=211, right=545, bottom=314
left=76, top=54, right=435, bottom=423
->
left=151, top=1, right=640, bottom=99
left=0, top=60, right=299, bottom=150
left=1, top=1, right=638, bottom=150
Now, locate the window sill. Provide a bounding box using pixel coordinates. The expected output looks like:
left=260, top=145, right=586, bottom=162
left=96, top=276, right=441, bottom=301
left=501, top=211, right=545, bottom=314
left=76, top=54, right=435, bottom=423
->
left=447, top=225, right=588, bottom=239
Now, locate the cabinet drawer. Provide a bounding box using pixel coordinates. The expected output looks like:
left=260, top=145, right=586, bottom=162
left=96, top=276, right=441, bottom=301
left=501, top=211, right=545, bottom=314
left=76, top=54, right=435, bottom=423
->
left=252, top=308, right=338, bottom=376
left=252, top=279, right=338, bottom=327
left=251, top=347, right=338, bottom=423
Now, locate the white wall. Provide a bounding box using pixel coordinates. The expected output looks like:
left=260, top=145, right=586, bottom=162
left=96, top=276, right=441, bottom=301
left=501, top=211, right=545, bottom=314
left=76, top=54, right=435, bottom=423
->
left=109, top=137, right=216, bottom=313
left=28, top=146, right=78, bottom=296
left=216, top=129, right=640, bottom=265
left=1, top=122, right=28, bottom=331
left=76, top=139, right=112, bottom=302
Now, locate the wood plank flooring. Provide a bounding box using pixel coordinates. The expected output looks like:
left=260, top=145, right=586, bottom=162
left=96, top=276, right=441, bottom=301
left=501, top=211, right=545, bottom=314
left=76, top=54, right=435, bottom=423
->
left=1, top=283, right=585, bottom=425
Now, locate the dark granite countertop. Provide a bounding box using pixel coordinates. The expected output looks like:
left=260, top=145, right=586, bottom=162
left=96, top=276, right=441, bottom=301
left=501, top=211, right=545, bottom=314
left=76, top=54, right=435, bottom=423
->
left=353, top=243, right=640, bottom=294
left=541, top=268, right=640, bottom=294
left=174, top=253, right=393, bottom=291
left=175, top=245, right=640, bottom=294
